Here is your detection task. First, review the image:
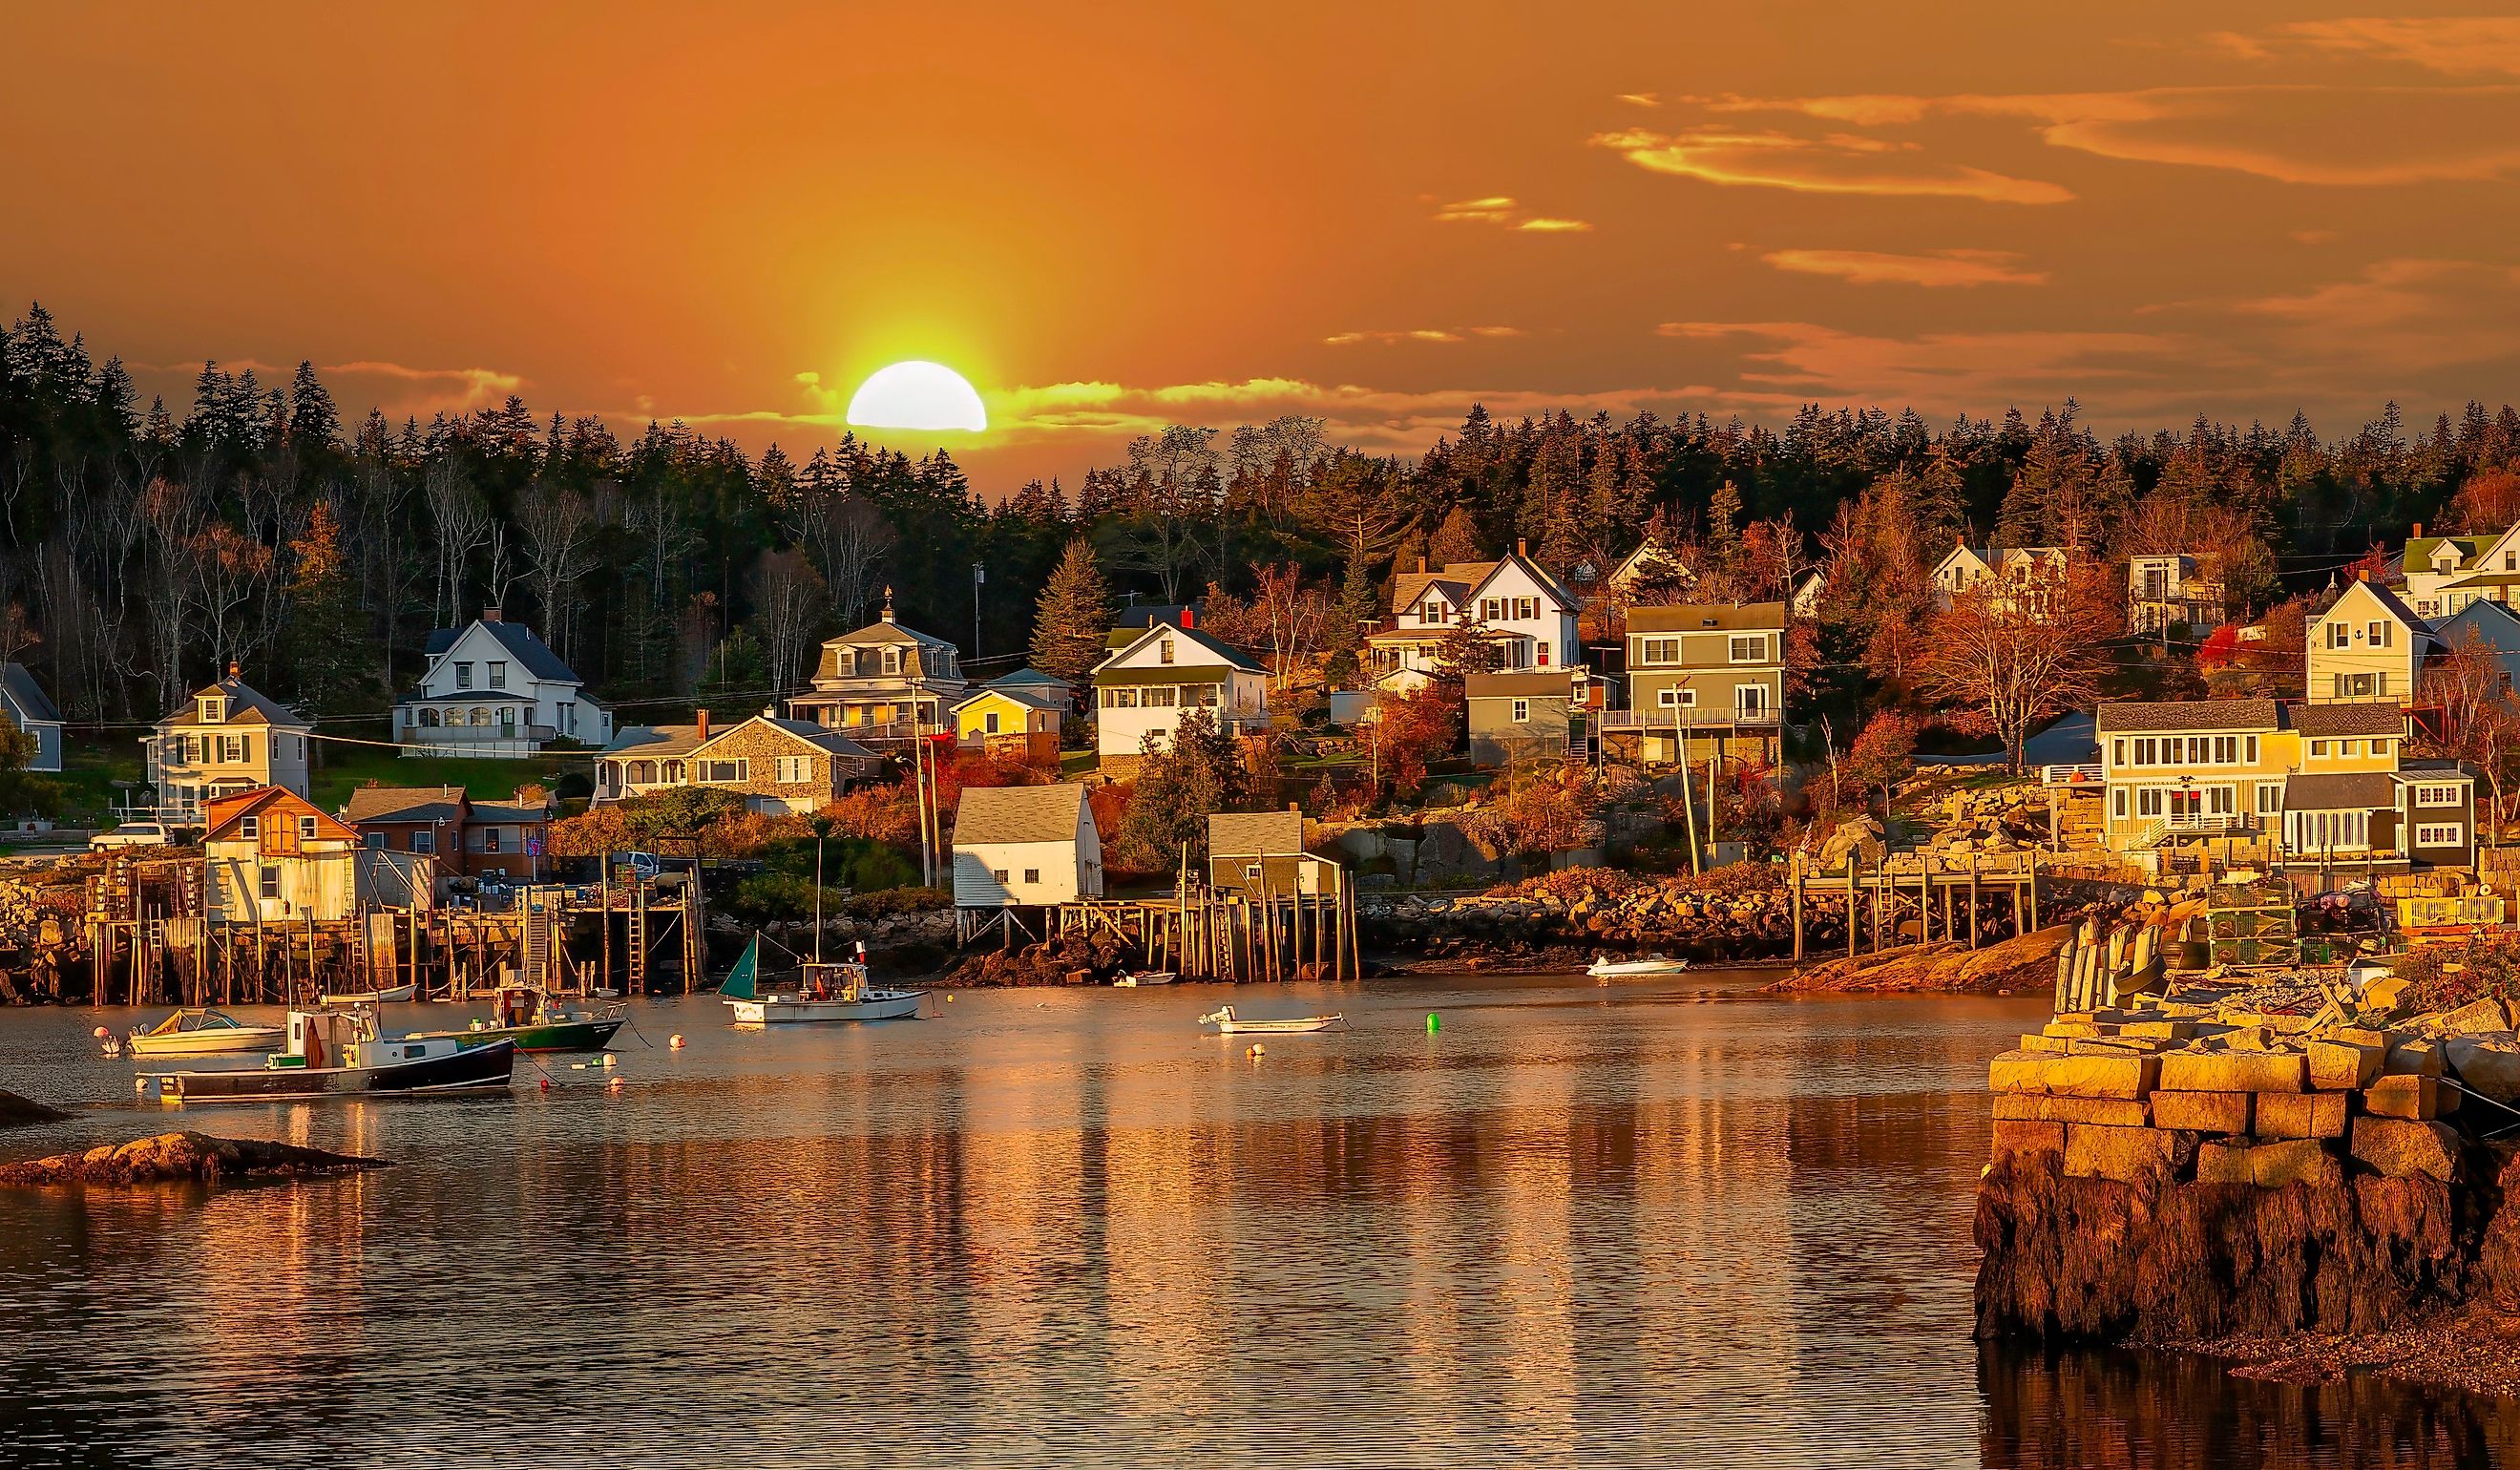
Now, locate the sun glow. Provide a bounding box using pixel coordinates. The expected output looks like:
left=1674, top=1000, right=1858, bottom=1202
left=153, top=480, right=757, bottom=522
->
left=846, top=361, right=988, bottom=432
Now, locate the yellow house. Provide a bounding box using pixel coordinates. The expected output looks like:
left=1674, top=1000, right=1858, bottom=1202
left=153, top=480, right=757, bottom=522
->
left=2097, top=699, right=2411, bottom=863
left=950, top=685, right=1063, bottom=765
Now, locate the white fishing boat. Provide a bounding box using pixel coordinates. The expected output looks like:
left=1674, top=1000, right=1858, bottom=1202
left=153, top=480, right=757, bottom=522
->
left=1586, top=954, right=1691, bottom=978
left=136, top=1009, right=514, bottom=1103
left=1113, top=971, right=1176, bottom=988
left=1200, top=1005, right=1343, bottom=1035
left=319, top=981, right=417, bottom=1006
left=720, top=935, right=924, bottom=1024
left=127, top=1008, right=285, bottom=1058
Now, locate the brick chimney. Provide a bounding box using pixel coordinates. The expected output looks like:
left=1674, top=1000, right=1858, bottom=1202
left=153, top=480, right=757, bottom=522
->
left=481, top=606, right=503, bottom=622
left=1418, top=556, right=1428, bottom=573
left=696, top=708, right=710, bottom=742
left=1517, top=537, right=1528, bottom=557
left=2413, top=522, right=2424, bottom=539
left=1180, top=607, right=1195, bottom=630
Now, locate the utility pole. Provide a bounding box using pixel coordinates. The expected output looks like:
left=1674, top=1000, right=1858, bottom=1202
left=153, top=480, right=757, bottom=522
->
left=972, top=562, right=985, bottom=663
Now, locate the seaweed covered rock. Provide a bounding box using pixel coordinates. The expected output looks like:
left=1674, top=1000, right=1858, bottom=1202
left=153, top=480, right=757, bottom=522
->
left=1973, top=1150, right=2467, bottom=1342
left=0, top=1131, right=384, bottom=1186
left=0, top=1089, right=69, bottom=1128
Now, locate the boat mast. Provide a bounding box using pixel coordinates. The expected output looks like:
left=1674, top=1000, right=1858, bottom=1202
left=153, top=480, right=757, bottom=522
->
left=813, top=829, right=825, bottom=965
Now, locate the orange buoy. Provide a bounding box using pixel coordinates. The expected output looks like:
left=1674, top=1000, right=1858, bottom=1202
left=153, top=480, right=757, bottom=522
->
left=668, top=1034, right=686, bottom=1049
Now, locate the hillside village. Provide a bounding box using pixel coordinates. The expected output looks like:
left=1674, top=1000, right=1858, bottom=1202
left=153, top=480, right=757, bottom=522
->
left=10, top=302, right=2520, bottom=995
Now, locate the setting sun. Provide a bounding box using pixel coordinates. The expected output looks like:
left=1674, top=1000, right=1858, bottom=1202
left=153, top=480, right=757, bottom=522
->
left=846, top=361, right=987, bottom=433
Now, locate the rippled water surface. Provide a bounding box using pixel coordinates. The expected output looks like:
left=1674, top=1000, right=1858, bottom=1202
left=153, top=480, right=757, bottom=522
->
left=3, top=974, right=2514, bottom=1468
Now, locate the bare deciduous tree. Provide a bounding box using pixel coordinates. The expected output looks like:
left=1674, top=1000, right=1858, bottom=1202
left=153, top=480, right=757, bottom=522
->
left=749, top=548, right=827, bottom=693
left=1917, top=567, right=2119, bottom=773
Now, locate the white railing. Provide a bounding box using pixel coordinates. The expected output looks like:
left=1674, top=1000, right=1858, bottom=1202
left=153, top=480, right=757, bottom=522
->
left=1599, top=707, right=1781, bottom=730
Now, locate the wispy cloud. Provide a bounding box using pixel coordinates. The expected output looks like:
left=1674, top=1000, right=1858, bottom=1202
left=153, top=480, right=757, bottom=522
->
left=1656, top=320, right=2193, bottom=405
left=321, top=361, right=524, bottom=412
left=1432, top=195, right=1594, bottom=232
left=1761, top=247, right=2048, bottom=287
left=1666, top=87, right=2520, bottom=188
left=1323, top=326, right=1524, bottom=346
left=2217, top=17, right=2520, bottom=78
left=1616, top=92, right=1661, bottom=108
left=1590, top=126, right=2073, bottom=204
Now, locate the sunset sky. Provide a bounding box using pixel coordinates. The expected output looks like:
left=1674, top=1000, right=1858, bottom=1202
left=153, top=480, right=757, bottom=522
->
left=10, top=3, right=2520, bottom=488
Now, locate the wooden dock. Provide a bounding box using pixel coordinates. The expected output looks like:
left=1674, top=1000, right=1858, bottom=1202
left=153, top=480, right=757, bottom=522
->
left=1787, top=848, right=2041, bottom=961
left=1037, top=881, right=1361, bottom=983
left=58, top=853, right=707, bottom=1007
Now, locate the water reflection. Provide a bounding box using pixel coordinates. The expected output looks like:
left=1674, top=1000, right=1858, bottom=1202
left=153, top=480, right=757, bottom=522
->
left=0, top=982, right=2511, bottom=1466
left=1979, top=1342, right=2520, bottom=1469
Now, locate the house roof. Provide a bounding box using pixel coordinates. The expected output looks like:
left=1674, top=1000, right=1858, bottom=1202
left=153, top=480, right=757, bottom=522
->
left=2095, top=699, right=2279, bottom=734
left=691, top=714, right=879, bottom=762
left=823, top=613, right=958, bottom=652
left=159, top=674, right=310, bottom=730
left=953, top=685, right=1065, bottom=714
left=201, top=785, right=351, bottom=843
left=2289, top=704, right=2406, bottom=737
left=2407, top=535, right=2492, bottom=572
left=602, top=724, right=707, bottom=759
left=1208, top=809, right=1304, bottom=857
left=424, top=618, right=581, bottom=683
left=469, top=801, right=550, bottom=825
left=0, top=662, right=59, bottom=725
left=1494, top=550, right=1582, bottom=611
left=1390, top=573, right=1478, bottom=616
left=1464, top=670, right=1583, bottom=698
left=344, top=785, right=467, bottom=825
left=953, top=783, right=1087, bottom=846
left=986, top=667, right=1075, bottom=693
left=1627, top=602, right=1788, bottom=634
left=2282, top=770, right=2401, bottom=810
left=1094, top=621, right=1265, bottom=680
left=2326, top=578, right=2429, bottom=635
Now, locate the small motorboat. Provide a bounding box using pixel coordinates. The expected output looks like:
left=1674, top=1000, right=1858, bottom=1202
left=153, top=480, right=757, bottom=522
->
left=1113, top=971, right=1176, bottom=988
left=404, top=983, right=624, bottom=1054
left=1200, top=1005, right=1344, bottom=1035
left=137, top=1009, right=514, bottom=1103
left=1586, top=955, right=1691, bottom=978
left=127, top=1008, right=284, bottom=1058
left=721, top=935, right=923, bottom=1024
left=319, top=981, right=418, bottom=1006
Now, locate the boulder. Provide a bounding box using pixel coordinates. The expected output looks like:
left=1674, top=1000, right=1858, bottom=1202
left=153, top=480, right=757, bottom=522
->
left=2386, top=1038, right=2446, bottom=1078
left=2445, top=1037, right=2520, bottom=1105
left=2363, top=1074, right=2444, bottom=1121
left=1991, top=1095, right=2151, bottom=1127
left=1988, top=1050, right=2158, bottom=1101
left=2194, top=1139, right=2254, bottom=1185
left=2347, top=1117, right=2462, bottom=1182
left=2429, top=998, right=2512, bottom=1036
left=2065, top=1124, right=2196, bottom=1183
left=1992, top=1120, right=2067, bottom=1159
left=2157, top=1049, right=2307, bottom=1095
left=2149, top=1090, right=2252, bottom=1135
left=2305, top=1039, right=2384, bottom=1091
left=2248, top=1139, right=2345, bottom=1189
left=2253, top=1091, right=2347, bottom=1140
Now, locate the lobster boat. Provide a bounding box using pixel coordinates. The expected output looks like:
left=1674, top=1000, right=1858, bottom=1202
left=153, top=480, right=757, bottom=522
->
left=137, top=1010, right=514, bottom=1103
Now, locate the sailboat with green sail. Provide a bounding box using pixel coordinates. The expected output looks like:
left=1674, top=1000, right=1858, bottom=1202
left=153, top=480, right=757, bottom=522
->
left=717, top=836, right=924, bottom=1023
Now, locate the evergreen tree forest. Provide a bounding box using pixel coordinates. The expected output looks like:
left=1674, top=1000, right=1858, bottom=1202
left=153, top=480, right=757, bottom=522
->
left=8, top=300, right=2520, bottom=732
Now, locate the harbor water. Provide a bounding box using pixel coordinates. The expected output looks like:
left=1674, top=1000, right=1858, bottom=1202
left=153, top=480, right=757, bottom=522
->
left=2, top=973, right=2514, bottom=1467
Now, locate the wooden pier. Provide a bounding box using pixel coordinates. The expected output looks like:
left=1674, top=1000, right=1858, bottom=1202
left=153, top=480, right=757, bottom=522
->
left=1787, top=848, right=2041, bottom=961
left=1035, top=881, right=1361, bottom=983
left=52, top=853, right=707, bottom=1008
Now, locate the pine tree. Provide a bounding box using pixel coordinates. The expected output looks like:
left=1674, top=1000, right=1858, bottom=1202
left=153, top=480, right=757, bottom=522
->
left=1029, top=536, right=1112, bottom=684
left=1427, top=504, right=1482, bottom=566
left=1323, top=543, right=1382, bottom=686
left=283, top=500, right=376, bottom=718
left=286, top=361, right=339, bottom=448
left=1708, top=479, right=1744, bottom=560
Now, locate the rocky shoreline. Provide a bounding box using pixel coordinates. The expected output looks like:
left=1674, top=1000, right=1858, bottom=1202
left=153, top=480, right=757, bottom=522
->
left=1975, top=973, right=2520, bottom=1398
left=0, top=1131, right=386, bottom=1187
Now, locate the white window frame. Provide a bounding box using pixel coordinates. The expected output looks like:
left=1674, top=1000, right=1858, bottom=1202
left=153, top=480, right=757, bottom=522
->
left=2416, top=824, right=2463, bottom=847
left=1510, top=699, right=1529, bottom=724
left=699, top=759, right=748, bottom=784
left=455, top=662, right=472, bottom=689
left=489, top=661, right=507, bottom=689
left=2414, top=784, right=2464, bottom=807
left=298, top=815, right=317, bottom=840
left=1728, top=635, right=1766, bottom=663
left=239, top=814, right=259, bottom=840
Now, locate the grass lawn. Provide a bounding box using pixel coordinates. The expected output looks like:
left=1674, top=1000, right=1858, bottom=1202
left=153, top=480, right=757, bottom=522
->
left=1059, top=749, right=1100, bottom=779
left=307, top=742, right=592, bottom=810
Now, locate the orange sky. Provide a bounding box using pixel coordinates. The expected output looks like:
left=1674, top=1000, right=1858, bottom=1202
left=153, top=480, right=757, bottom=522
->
left=10, top=3, right=2520, bottom=488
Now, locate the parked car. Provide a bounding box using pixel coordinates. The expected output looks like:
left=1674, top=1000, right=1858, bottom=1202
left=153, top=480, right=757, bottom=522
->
left=91, top=822, right=171, bottom=851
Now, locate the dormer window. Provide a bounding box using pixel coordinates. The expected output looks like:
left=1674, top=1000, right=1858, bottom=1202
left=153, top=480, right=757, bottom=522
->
left=200, top=697, right=223, bottom=723
left=883, top=647, right=901, bottom=676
